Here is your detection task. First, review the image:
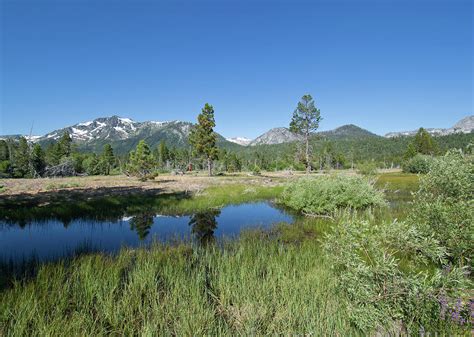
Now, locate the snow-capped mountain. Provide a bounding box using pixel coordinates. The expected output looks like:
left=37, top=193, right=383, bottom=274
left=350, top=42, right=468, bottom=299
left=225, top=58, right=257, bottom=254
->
left=226, top=137, right=252, bottom=146
left=38, top=116, right=176, bottom=142
left=385, top=115, right=474, bottom=138
left=3, top=115, right=239, bottom=153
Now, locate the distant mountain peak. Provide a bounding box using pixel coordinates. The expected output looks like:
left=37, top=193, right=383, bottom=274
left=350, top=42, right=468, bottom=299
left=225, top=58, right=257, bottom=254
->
left=249, top=127, right=302, bottom=146
left=385, top=115, right=473, bottom=138
left=317, top=124, right=379, bottom=139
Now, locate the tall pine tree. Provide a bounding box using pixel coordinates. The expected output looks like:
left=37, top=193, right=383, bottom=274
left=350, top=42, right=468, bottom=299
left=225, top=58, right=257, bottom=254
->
left=189, top=103, right=218, bottom=176
left=31, top=144, right=46, bottom=176
left=13, top=137, right=30, bottom=178
left=289, top=94, right=322, bottom=173
left=101, top=144, right=115, bottom=175
left=58, top=132, right=73, bottom=158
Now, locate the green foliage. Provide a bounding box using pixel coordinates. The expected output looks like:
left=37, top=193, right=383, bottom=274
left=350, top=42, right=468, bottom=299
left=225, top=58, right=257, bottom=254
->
left=413, top=128, right=439, bottom=155
left=127, top=140, right=156, bottom=180
left=83, top=154, right=102, bottom=175
left=289, top=94, right=322, bottom=172
left=251, top=165, right=261, bottom=176
left=189, top=103, right=218, bottom=176
left=0, top=161, right=11, bottom=177
left=12, top=137, right=30, bottom=178
left=30, top=144, right=46, bottom=176
left=324, top=216, right=471, bottom=333
left=402, top=154, right=434, bottom=174
left=45, top=142, right=62, bottom=166
left=57, top=132, right=73, bottom=158
left=154, top=140, right=170, bottom=170
left=101, top=144, right=115, bottom=175
left=289, top=94, right=322, bottom=136
left=281, top=175, right=386, bottom=215
left=404, top=142, right=417, bottom=159
left=407, top=151, right=473, bottom=265
left=0, top=140, right=9, bottom=161
left=356, top=161, right=377, bottom=176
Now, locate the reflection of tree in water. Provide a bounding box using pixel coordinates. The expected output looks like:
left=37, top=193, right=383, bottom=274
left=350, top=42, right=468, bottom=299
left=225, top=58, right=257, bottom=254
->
left=129, top=212, right=154, bottom=240
left=188, top=209, right=220, bottom=245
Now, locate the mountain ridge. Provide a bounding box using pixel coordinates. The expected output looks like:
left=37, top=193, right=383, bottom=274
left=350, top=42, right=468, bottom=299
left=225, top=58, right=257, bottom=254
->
left=2, top=114, right=472, bottom=153
left=385, top=115, right=473, bottom=138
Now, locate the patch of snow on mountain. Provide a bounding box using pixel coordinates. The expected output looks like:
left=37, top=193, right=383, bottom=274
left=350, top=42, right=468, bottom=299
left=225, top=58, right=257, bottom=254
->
left=25, top=135, right=41, bottom=141
left=226, top=137, right=252, bottom=146
left=78, top=121, right=93, bottom=127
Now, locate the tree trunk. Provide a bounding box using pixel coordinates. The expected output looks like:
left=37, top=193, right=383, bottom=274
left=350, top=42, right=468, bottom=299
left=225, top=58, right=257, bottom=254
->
left=207, top=157, right=212, bottom=176
left=305, top=134, right=310, bottom=174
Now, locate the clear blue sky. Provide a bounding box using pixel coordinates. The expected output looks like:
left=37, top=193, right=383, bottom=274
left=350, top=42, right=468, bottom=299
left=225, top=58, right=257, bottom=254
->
left=1, top=0, right=472, bottom=138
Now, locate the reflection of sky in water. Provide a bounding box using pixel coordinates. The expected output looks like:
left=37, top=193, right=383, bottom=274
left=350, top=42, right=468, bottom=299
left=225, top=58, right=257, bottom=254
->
left=0, top=202, right=293, bottom=262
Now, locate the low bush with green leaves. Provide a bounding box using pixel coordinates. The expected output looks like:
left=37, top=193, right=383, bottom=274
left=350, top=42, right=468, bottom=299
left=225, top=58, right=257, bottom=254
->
left=280, top=175, right=386, bottom=215
left=402, top=154, right=434, bottom=174
left=251, top=165, right=261, bottom=176
left=407, top=150, right=473, bottom=266
left=356, top=161, right=378, bottom=176
left=323, top=215, right=471, bottom=334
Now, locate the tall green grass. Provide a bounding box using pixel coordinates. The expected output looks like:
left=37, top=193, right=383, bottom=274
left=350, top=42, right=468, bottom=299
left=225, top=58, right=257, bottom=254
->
left=0, top=232, right=355, bottom=335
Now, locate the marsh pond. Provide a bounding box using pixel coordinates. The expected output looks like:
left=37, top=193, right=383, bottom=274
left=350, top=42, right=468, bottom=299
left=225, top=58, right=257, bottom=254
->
left=0, top=193, right=294, bottom=263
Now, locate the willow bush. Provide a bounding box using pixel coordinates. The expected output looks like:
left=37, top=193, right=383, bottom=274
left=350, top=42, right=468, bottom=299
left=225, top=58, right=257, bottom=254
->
left=280, top=175, right=386, bottom=215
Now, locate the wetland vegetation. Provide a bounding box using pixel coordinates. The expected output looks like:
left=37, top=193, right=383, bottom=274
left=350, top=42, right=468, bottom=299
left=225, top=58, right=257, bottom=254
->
left=1, top=151, right=472, bottom=335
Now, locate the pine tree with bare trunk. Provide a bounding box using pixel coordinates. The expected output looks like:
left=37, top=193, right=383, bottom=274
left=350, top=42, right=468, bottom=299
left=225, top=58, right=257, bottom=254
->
left=289, top=94, right=322, bottom=173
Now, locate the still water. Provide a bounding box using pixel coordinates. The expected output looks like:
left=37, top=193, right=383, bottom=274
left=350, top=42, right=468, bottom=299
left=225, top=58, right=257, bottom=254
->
left=0, top=200, right=293, bottom=262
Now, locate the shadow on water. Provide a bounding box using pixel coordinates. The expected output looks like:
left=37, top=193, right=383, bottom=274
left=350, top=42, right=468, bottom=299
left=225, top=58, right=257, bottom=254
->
left=0, top=192, right=294, bottom=291
left=0, top=191, right=190, bottom=227
left=189, top=209, right=221, bottom=246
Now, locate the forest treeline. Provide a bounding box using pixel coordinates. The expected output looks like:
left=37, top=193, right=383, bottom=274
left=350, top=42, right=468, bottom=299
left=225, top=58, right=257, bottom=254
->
left=1, top=126, right=471, bottom=179
left=1, top=95, right=472, bottom=179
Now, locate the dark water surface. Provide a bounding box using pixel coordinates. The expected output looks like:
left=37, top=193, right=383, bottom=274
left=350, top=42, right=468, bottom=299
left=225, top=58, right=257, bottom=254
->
left=0, top=199, right=293, bottom=262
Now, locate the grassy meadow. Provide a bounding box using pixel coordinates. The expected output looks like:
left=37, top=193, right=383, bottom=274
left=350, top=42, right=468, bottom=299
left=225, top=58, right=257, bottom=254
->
left=0, top=166, right=472, bottom=335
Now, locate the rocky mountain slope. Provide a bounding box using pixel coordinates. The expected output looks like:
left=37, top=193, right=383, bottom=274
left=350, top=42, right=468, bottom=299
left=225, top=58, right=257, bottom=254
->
left=385, top=115, right=473, bottom=138
left=249, top=127, right=302, bottom=146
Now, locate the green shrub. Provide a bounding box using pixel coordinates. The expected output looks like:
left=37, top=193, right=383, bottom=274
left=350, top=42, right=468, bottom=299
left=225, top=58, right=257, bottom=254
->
left=402, top=154, right=434, bottom=174
left=356, top=161, right=378, bottom=176
left=407, top=150, right=473, bottom=265
left=280, top=175, right=386, bottom=215
left=324, top=216, right=471, bottom=333
left=251, top=165, right=261, bottom=176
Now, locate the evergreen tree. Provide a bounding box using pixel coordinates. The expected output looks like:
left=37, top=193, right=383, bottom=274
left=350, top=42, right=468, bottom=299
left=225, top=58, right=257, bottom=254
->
left=0, top=140, right=9, bottom=161
left=31, top=144, right=46, bottom=176
left=0, top=140, right=11, bottom=177
left=128, top=140, right=155, bottom=179
left=157, top=140, right=169, bottom=168
left=404, top=142, right=417, bottom=160
left=58, top=132, right=73, bottom=158
left=289, top=94, right=322, bottom=173
left=13, top=137, right=30, bottom=178
left=101, top=144, right=115, bottom=175
left=413, top=128, right=438, bottom=155
left=189, top=103, right=218, bottom=176
left=46, top=143, right=62, bottom=166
